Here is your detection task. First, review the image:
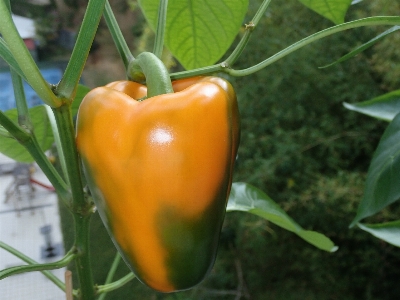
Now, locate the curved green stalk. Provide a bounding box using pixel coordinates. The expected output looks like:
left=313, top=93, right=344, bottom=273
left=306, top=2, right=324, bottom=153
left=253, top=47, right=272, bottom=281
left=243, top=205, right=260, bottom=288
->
left=224, top=0, right=272, bottom=66
left=153, top=0, right=169, bottom=58
left=0, top=248, right=77, bottom=279
left=96, top=272, right=136, bottom=295
left=0, top=1, right=60, bottom=107
left=104, top=0, right=134, bottom=68
left=97, top=253, right=122, bottom=300
left=0, top=241, right=78, bottom=296
left=56, top=0, right=107, bottom=100
left=170, top=16, right=400, bottom=79
left=227, top=16, right=400, bottom=77
left=128, top=52, right=173, bottom=97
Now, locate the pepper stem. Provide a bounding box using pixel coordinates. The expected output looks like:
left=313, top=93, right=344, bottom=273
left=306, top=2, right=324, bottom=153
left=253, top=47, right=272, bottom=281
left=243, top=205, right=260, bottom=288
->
left=128, top=52, right=173, bottom=98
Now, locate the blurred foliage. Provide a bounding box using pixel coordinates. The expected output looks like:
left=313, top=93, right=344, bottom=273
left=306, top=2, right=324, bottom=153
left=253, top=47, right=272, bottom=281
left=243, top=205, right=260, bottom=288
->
left=57, top=0, right=400, bottom=299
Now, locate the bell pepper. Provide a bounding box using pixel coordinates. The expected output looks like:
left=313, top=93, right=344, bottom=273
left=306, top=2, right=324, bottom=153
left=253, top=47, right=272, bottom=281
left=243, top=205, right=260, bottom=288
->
left=76, top=76, right=240, bottom=292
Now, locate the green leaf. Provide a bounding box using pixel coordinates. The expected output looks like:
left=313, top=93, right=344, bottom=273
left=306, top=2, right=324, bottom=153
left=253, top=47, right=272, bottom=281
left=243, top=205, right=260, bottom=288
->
left=343, top=90, right=400, bottom=122
left=321, top=26, right=400, bottom=68
left=357, top=221, right=400, bottom=247
left=297, top=0, right=352, bottom=24
left=350, top=113, right=400, bottom=226
left=0, top=105, right=53, bottom=163
left=138, top=0, right=248, bottom=70
left=227, top=182, right=338, bottom=252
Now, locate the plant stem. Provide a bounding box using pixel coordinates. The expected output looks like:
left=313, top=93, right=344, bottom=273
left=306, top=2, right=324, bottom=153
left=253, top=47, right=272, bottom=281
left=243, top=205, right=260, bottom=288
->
left=97, top=253, right=122, bottom=300
left=45, top=106, right=70, bottom=185
left=0, top=248, right=77, bottom=279
left=103, top=0, right=134, bottom=69
left=0, top=241, right=78, bottom=297
left=223, top=0, right=272, bottom=66
left=170, top=64, right=224, bottom=80
left=56, top=0, right=107, bottom=100
left=0, top=111, right=70, bottom=202
left=227, top=16, right=400, bottom=77
left=128, top=52, right=173, bottom=97
left=169, top=16, right=400, bottom=79
left=153, top=0, right=169, bottom=58
left=51, top=103, right=95, bottom=299
left=0, top=1, right=60, bottom=107
left=10, top=70, right=33, bottom=132
left=52, top=105, right=90, bottom=213
left=73, top=213, right=95, bottom=300
left=96, top=272, right=136, bottom=295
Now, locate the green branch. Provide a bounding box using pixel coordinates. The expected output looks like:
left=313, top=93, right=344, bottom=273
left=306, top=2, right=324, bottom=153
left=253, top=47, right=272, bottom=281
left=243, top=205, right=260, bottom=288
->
left=96, top=272, right=136, bottom=295
left=56, top=0, right=107, bottom=100
left=224, top=0, right=272, bottom=66
left=0, top=241, right=78, bottom=297
left=104, top=0, right=134, bottom=69
left=97, top=252, right=122, bottom=300
left=0, top=248, right=77, bottom=279
left=170, top=16, right=400, bottom=79
left=153, top=0, right=169, bottom=58
left=10, top=70, right=33, bottom=132
left=228, top=16, right=400, bottom=77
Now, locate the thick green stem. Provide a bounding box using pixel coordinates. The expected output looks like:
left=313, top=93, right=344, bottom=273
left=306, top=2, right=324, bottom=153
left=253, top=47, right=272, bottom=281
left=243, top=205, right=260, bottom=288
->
left=56, top=0, right=107, bottom=100
left=103, top=1, right=134, bottom=68
left=153, top=0, right=169, bottom=58
left=52, top=105, right=90, bottom=213
left=73, top=214, right=95, bottom=300
left=51, top=104, right=95, bottom=299
left=128, top=52, right=173, bottom=97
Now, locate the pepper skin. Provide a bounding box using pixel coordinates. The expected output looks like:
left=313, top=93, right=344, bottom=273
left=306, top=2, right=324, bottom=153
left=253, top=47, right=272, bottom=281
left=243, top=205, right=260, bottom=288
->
left=76, top=76, right=240, bottom=292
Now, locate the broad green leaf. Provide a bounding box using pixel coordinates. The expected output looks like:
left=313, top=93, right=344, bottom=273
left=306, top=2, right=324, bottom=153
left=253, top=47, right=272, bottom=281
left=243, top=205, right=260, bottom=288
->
left=297, top=0, right=352, bottom=24
left=227, top=182, right=338, bottom=252
left=0, top=105, right=53, bottom=163
left=343, top=90, right=400, bottom=122
left=350, top=113, right=400, bottom=226
left=138, top=0, right=248, bottom=70
left=320, top=26, right=400, bottom=69
left=357, top=221, right=400, bottom=247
